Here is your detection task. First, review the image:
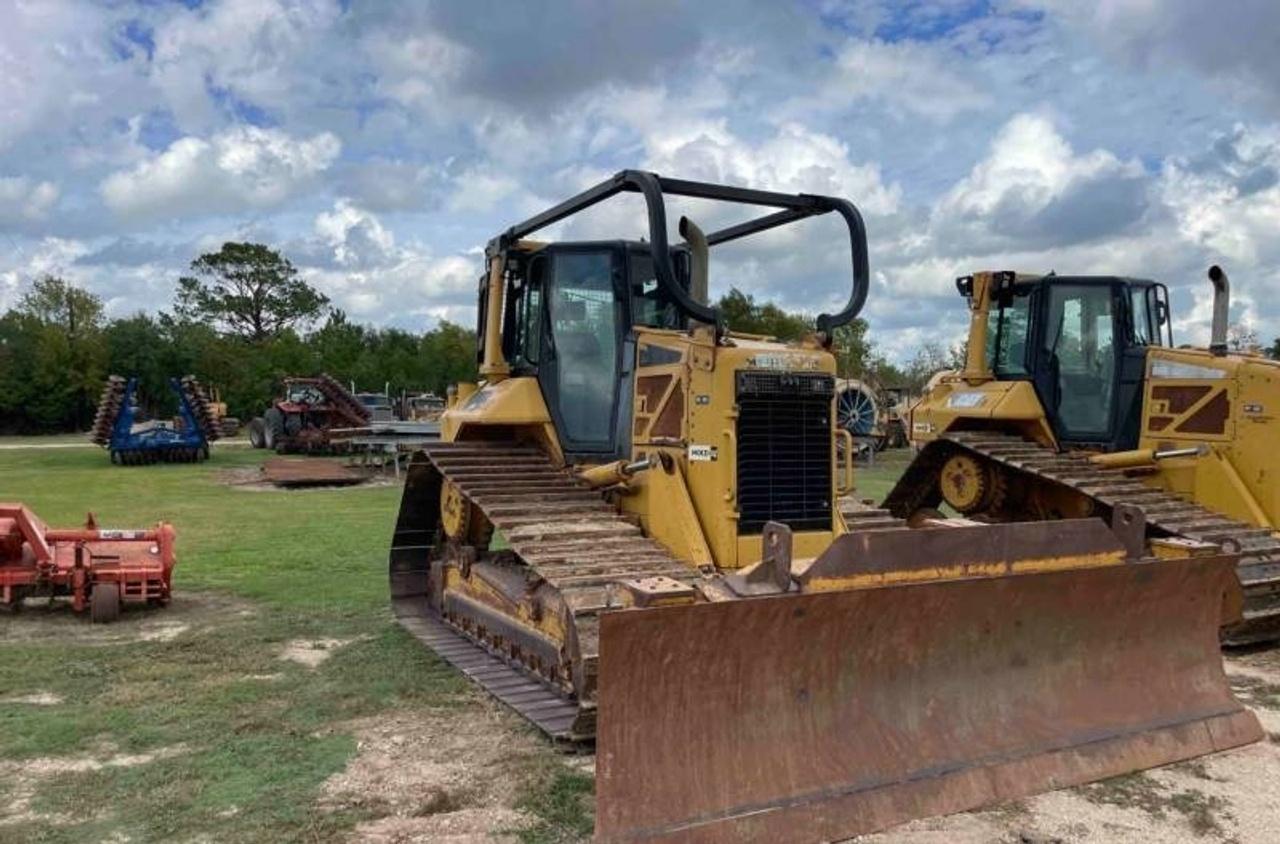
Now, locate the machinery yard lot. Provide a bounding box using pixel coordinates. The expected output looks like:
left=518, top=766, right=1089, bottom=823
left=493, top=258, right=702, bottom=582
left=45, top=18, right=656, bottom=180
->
left=2, top=443, right=1279, bottom=844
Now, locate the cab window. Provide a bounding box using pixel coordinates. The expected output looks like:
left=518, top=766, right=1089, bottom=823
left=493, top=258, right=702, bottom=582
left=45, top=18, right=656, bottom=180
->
left=986, top=287, right=1032, bottom=376
left=1130, top=286, right=1153, bottom=345
left=628, top=250, right=686, bottom=330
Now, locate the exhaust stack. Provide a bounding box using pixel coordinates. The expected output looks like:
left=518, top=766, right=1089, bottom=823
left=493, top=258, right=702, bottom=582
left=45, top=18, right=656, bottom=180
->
left=1208, top=265, right=1230, bottom=355
left=679, top=216, right=709, bottom=306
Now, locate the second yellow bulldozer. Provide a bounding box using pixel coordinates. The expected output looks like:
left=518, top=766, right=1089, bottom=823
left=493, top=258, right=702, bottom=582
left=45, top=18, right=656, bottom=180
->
left=890, top=267, right=1280, bottom=644
left=388, top=173, right=1260, bottom=842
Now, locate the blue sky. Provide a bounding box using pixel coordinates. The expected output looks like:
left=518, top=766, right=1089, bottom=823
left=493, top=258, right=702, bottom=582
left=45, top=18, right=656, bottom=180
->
left=2, top=0, right=1279, bottom=360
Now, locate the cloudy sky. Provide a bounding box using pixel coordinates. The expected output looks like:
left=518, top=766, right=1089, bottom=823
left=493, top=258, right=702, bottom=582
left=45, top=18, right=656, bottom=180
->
left=2, top=0, right=1278, bottom=360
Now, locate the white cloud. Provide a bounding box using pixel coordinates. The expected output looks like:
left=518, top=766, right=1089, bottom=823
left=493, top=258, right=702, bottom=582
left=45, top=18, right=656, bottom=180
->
left=0, top=237, right=92, bottom=313
left=931, top=113, right=1149, bottom=249
left=150, top=0, right=344, bottom=127
left=313, top=199, right=396, bottom=268
left=1031, top=1, right=1280, bottom=116
left=815, top=39, right=991, bottom=122
left=299, top=199, right=479, bottom=324
left=304, top=250, right=477, bottom=323
left=99, top=127, right=341, bottom=220
left=1159, top=124, right=1280, bottom=266
left=446, top=169, right=524, bottom=214
left=643, top=121, right=901, bottom=217
left=0, top=177, right=59, bottom=223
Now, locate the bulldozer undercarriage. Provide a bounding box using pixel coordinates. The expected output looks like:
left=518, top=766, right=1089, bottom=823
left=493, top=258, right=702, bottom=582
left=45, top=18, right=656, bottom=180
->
left=885, top=431, right=1280, bottom=644
left=390, top=441, right=700, bottom=742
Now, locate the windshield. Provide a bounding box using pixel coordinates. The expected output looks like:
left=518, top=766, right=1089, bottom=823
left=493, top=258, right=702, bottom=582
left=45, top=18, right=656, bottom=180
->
left=985, top=287, right=1032, bottom=376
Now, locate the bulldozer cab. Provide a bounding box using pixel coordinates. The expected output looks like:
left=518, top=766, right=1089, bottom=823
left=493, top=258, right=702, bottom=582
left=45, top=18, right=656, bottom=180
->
left=971, top=272, right=1172, bottom=449
left=494, top=241, right=691, bottom=459
left=468, top=171, right=871, bottom=467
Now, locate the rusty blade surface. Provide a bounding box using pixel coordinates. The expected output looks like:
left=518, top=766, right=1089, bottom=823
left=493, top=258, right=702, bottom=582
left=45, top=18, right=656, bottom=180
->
left=595, top=554, right=1261, bottom=843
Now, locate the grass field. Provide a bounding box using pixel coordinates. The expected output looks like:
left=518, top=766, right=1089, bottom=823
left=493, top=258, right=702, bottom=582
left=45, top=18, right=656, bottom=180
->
left=0, top=442, right=909, bottom=843
left=0, top=444, right=621, bottom=843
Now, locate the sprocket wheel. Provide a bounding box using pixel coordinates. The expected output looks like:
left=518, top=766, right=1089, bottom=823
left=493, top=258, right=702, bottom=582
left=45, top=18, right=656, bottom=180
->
left=439, top=480, right=494, bottom=550
left=939, top=452, right=999, bottom=515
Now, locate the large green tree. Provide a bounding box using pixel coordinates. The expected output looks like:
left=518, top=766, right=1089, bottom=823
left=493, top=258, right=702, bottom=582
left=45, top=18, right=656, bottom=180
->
left=716, top=288, right=811, bottom=341
left=7, top=276, right=107, bottom=430
left=176, top=242, right=330, bottom=342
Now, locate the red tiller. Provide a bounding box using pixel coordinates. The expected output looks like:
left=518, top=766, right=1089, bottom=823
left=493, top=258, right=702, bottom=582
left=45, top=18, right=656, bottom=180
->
left=0, top=503, right=176, bottom=622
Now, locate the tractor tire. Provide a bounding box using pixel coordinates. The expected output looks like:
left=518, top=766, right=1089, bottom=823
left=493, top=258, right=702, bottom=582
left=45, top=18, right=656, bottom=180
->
left=247, top=418, right=266, bottom=449
left=90, top=582, right=121, bottom=624
left=264, top=408, right=285, bottom=451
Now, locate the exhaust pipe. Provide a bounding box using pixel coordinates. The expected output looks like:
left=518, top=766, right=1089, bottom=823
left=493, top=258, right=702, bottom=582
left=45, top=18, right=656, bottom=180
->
left=679, top=216, right=709, bottom=306
left=1208, top=265, right=1230, bottom=355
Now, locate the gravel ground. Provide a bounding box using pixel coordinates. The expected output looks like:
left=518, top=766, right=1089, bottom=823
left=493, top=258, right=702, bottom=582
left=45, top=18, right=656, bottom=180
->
left=859, top=647, right=1280, bottom=844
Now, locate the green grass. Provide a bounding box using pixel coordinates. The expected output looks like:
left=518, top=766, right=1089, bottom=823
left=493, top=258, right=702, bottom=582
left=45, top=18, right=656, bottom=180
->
left=515, top=767, right=595, bottom=844
left=0, top=441, right=916, bottom=843
left=850, top=448, right=916, bottom=504
left=1077, top=773, right=1229, bottom=838
left=0, top=445, right=570, bottom=842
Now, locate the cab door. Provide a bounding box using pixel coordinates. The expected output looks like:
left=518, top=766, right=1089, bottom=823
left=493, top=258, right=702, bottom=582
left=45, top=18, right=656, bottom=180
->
left=534, top=246, right=629, bottom=460
left=1033, top=283, right=1121, bottom=445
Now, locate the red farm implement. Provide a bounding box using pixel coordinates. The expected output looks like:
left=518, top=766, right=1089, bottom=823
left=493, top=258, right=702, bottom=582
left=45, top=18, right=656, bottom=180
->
left=0, top=504, right=176, bottom=622
left=246, top=374, right=370, bottom=453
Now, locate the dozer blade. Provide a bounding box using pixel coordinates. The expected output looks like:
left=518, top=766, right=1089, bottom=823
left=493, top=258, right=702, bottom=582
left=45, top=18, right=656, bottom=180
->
left=595, top=524, right=1261, bottom=843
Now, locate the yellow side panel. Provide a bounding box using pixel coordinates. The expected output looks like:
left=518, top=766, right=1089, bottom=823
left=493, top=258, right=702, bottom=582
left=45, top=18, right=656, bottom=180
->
left=910, top=378, right=1055, bottom=446
left=627, top=458, right=714, bottom=570
left=1141, top=348, right=1280, bottom=528
left=441, top=376, right=561, bottom=461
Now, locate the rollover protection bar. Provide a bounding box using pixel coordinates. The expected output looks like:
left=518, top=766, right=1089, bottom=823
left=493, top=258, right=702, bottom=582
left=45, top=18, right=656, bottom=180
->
left=487, top=170, right=870, bottom=342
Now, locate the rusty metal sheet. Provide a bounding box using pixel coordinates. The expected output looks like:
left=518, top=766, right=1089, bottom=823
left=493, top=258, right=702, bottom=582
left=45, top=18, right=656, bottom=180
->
left=261, top=457, right=364, bottom=487
left=595, top=554, right=1261, bottom=843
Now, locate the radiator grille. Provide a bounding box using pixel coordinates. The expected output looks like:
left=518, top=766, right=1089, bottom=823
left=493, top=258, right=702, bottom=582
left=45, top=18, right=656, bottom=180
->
left=736, top=371, right=834, bottom=534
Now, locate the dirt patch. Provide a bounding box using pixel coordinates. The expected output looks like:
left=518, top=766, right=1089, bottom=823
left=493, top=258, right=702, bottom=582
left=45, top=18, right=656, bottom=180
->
left=279, top=637, right=361, bottom=668
left=1229, top=674, right=1280, bottom=711
left=0, top=744, right=186, bottom=827
left=135, top=621, right=189, bottom=642
left=319, top=701, right=543, bottom=842
left=217, top=465, right=396, bottom=493
left=0, top=692, right=63, bottom=705
left=857, top=743, right=1278, bottom=843
left=0, top=592, right=250, bottom=645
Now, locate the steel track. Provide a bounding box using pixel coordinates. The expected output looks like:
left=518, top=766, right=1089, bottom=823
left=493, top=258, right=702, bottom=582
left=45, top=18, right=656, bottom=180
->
left=389, top=441, right=698, bottom=743
left=884, top=431, right=1280, bottom=644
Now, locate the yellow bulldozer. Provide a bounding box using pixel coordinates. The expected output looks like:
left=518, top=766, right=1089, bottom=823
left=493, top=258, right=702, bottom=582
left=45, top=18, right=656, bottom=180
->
left=889, top=268, right=1280, bottom=645
left=388, top=173, right=1260, bottom=842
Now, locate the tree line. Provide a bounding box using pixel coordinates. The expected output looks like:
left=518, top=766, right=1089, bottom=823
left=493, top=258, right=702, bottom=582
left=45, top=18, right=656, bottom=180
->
left=0, top=243, right=477, bottom=433
left=0, top=241, right=955, bottom=434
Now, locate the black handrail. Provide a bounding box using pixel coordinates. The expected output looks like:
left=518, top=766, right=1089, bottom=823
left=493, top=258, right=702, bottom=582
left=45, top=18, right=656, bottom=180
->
left=490, top=169, right=870, bottom=339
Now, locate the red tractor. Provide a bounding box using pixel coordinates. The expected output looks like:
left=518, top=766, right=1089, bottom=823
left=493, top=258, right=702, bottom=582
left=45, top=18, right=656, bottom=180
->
left=0, top=504, right=177, bottom=622
left=246, top=374, right=370, bottom=453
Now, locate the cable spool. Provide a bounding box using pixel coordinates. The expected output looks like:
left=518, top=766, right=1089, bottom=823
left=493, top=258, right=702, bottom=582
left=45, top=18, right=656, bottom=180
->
left=836, top=379, right=880, bottom=437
